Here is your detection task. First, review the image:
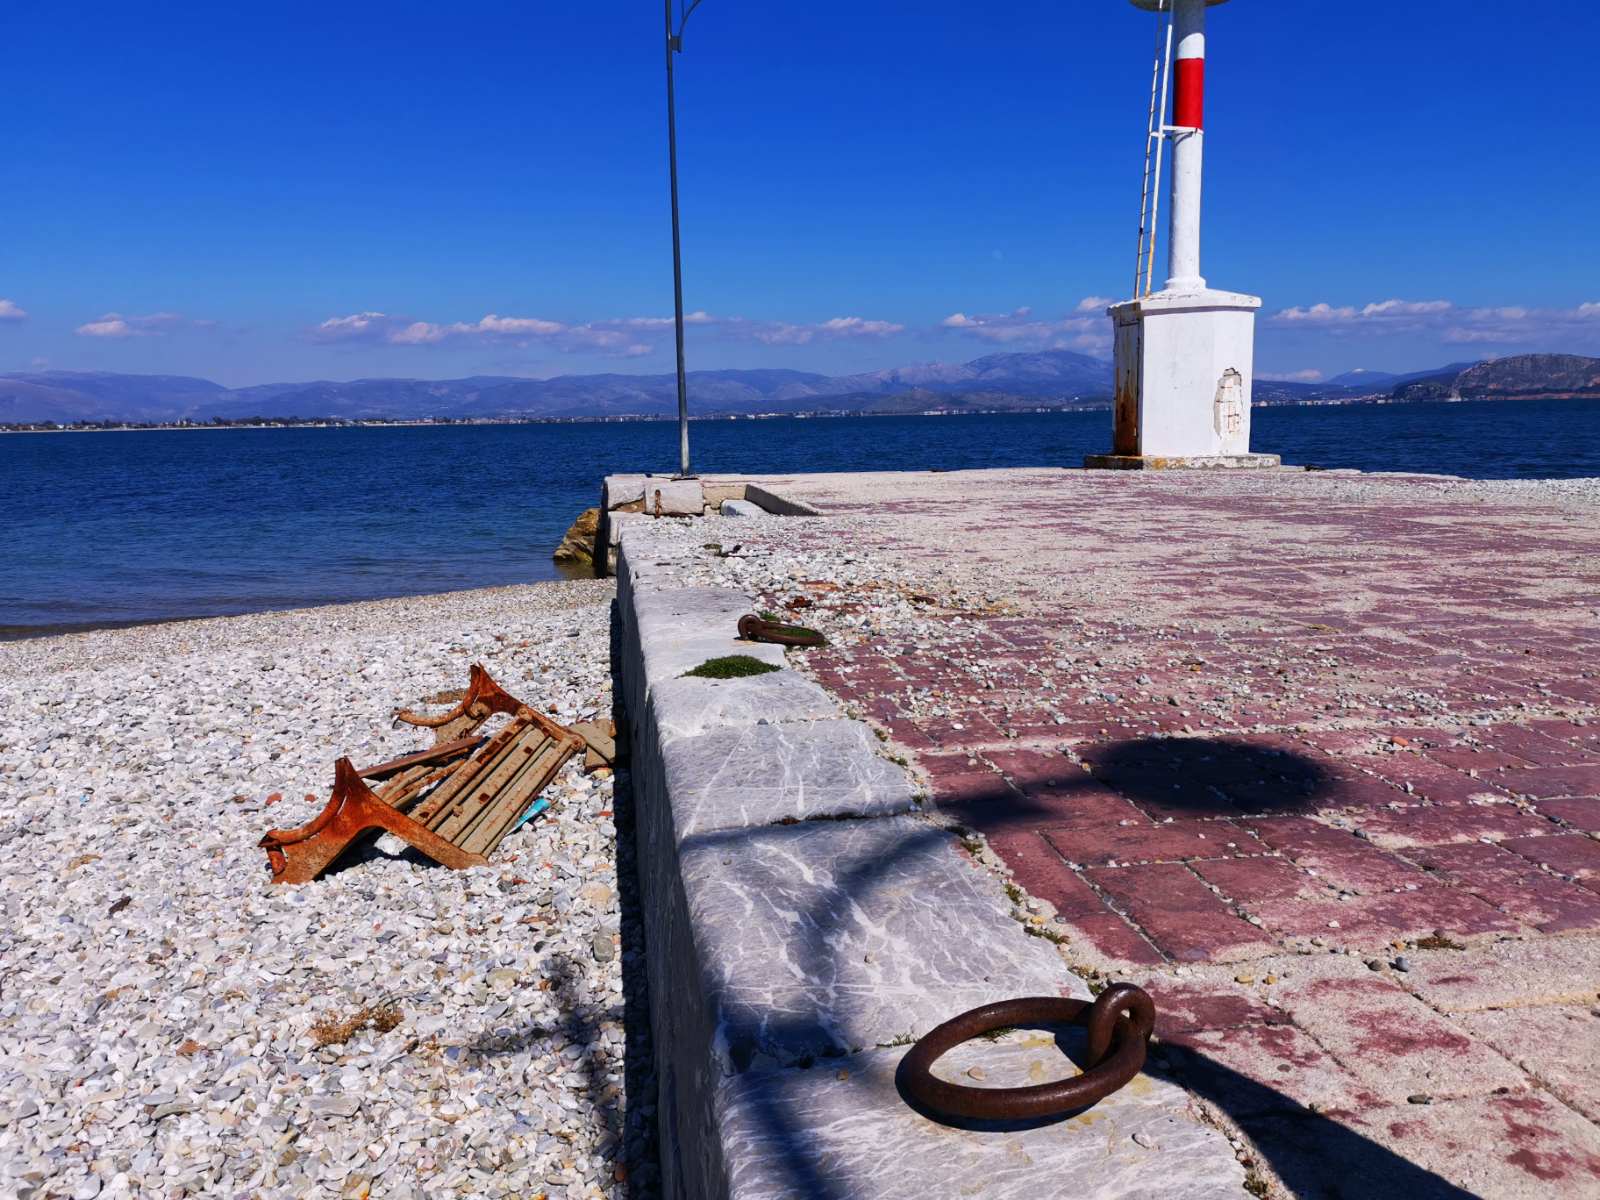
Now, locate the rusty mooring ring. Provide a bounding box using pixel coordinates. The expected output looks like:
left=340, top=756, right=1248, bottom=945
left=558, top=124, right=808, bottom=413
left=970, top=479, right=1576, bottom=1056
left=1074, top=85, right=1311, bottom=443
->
left=897, top=983, right=1156, bottom=1123
left=737, top=613, right=827, bottom=648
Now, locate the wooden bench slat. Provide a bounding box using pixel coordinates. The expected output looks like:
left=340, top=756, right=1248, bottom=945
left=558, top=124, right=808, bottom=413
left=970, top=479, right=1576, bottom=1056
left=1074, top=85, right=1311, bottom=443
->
left=429, top=728, right=551, bottom=846
left=408, top=718, right=528, bottom=827
left=458, top=737, right=572, bottom=858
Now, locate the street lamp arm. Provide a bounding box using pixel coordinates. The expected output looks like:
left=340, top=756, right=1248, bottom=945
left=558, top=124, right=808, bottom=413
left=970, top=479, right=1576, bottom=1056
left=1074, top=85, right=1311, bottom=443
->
left=679, top=0, right=706, bottom=35
left=672, top=0, right=706, bottom=48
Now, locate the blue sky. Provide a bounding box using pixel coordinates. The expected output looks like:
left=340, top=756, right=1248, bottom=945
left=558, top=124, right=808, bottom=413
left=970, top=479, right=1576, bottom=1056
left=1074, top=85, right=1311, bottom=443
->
left=2, top=0, right=1596, bottom=387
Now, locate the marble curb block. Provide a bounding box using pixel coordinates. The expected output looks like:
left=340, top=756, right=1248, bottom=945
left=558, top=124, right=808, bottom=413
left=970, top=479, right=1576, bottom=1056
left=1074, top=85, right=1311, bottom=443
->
left=604, top=475, right=705, bottom=514
left=663, top=720, right=917, bottom=838
left=598, top=473, right=820, bottom=576
left=651, top=479, right=707, bottom=516
left=680, top=815, right=1076, bottom=1070
left=613, top=520, right=1247, bottom=1200
left=604, top=474, right=650, bottom=510
left=627, top=578, right=788, bottom=687
left=720, top=1038, right=1245, bottom=1200
left=651, top=673, right=841, bottom=743
left=743, top=483, right=822, bottom=516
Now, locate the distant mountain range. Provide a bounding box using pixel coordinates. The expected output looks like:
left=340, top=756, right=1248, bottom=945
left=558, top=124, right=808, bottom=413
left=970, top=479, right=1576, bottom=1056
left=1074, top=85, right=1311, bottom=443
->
left=3, top=351, right=1596, bottom=426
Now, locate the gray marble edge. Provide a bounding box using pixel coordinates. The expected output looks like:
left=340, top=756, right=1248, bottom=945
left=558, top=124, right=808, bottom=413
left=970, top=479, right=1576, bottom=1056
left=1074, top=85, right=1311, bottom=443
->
left=613, top=520, right=1244, bottom=1199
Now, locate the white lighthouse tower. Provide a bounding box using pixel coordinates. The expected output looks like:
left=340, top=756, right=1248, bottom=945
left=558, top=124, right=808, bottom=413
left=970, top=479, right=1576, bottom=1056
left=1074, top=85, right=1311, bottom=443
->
left=1086, top=0, right=1280, bottom=470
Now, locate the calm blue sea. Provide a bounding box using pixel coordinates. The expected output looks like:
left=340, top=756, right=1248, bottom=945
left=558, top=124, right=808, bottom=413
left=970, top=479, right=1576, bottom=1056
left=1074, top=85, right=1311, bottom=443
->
left=4, top=398, right=1597, bottom=635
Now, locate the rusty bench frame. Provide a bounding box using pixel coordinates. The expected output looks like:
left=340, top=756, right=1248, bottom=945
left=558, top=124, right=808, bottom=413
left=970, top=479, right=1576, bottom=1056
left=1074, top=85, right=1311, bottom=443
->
left=260, top=665, right=586, bottom=884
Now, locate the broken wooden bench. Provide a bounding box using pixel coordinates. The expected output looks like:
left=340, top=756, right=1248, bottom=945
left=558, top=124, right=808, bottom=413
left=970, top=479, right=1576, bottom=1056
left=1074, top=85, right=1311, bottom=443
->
left=260, top=664, right=586, bottom=884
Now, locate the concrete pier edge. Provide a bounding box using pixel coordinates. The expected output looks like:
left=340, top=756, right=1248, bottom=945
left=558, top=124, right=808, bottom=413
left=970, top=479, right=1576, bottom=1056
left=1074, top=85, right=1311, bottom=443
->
left=609, top=474, right=1249, bottom=1199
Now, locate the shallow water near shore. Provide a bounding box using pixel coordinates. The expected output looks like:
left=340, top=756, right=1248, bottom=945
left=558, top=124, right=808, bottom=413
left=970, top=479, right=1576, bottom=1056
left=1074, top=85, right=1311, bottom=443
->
left=5, top=397, right=1597, bottom=633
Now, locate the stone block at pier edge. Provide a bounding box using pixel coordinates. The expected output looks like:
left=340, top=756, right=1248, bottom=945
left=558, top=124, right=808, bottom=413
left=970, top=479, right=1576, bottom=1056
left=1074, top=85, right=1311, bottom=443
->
left=677, top=815, right=1078, bottom=1069
left=661, top=719, right=917, bottom=837
left=651, top=672, right=842, bottom=743
left=716, top=1037, right=1245, bottom=1199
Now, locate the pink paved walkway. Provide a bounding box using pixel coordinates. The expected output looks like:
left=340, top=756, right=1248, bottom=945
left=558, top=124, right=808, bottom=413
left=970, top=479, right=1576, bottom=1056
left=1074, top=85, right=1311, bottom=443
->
left=744, top=468, right=1600, bottom=1199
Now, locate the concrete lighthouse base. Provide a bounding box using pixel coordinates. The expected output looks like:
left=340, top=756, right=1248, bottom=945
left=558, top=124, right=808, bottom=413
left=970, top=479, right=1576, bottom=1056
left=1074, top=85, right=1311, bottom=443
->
left=1086, top=287, right=1281, bottom=471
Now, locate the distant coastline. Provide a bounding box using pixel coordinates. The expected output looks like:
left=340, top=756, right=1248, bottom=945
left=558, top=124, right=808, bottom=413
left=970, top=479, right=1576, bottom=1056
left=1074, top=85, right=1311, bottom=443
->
left=6, top=351, right=1595, bottom=431
left=10, top=388, right=1600, bottom=434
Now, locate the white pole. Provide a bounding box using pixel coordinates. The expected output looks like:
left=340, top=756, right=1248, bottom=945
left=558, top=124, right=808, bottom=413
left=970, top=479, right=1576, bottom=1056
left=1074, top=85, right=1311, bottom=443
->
left=1134, top=9, right=1163, bottom=298
left=1144, top=9, right=1174, bottom=296
left=1165, top=0, right=1206, bottom=291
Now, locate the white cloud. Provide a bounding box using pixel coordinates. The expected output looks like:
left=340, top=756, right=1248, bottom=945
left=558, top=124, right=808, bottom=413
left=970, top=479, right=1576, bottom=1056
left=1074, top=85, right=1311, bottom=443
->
left=817, top=316, right=905, bottom=338
left=1076, top=296, right=1115, bottom=313
left=317, top=311, right=389, bottom=337
left=1260, top=368, right=1324, bottom=382
left=751, top=323, right=816, bottom=346
left=724, top=315, right=908, bottom=346
left=613, top=311, right=714, bottom=330
left=315, top=309, right=908, bottom=355
left=315, top=311, right=640, bottom=354
left=1270, top=298, right=1600, bottom=350
left=77, top=317, right=136, bottom=338
left=75, top=311, right=200, bottom=338
left=0, top=298, right=27, bottom=322
left=939, top=302, right=1111, bottom=353
left=1357, top=299, right=1452, bottom=318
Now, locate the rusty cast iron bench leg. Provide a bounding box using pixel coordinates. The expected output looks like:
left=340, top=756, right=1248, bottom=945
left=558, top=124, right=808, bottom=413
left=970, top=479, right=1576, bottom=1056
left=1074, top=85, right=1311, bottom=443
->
left=394, top=662, right=527, bottom=744
left=261, top=758, right=488, bottom=885
left=259, top=699, right=587, bottom=885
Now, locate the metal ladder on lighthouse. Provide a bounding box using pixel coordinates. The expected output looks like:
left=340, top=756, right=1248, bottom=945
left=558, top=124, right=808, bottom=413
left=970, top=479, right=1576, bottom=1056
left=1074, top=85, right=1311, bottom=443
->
left=1134, top=1, right=1175, bottom=299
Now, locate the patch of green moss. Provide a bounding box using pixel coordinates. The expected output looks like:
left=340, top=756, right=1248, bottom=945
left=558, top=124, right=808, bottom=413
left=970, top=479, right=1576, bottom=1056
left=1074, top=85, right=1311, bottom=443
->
left=682, top=655, right=782, bottom=680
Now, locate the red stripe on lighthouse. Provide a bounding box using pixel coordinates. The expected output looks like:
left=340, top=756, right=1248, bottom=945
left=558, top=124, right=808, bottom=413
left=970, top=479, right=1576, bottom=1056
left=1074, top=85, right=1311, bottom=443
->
left=1173, top=56, right=1204, bottom=130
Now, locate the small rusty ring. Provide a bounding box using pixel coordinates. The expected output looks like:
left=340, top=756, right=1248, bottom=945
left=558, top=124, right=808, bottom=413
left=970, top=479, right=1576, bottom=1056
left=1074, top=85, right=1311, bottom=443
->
left=898, top=984, right=1155, bottom=1122
left=737, top=614, right=827, bottom=648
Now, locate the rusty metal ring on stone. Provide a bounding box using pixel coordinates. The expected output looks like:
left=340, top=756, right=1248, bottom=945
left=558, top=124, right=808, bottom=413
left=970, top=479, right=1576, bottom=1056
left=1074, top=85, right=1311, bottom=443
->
left=898, top=984, right=1156, bottom=1123
left=737, top=613, right=827, bottom=648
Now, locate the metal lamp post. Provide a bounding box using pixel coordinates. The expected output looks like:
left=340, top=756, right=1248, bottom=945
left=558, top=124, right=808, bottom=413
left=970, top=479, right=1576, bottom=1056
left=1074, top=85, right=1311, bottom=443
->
left=665, top=0, right=705, bottom=480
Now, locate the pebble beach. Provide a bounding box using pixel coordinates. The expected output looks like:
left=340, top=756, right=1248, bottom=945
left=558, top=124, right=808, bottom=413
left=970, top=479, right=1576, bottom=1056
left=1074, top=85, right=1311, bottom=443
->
left=0, top=579, right=661, bottom=1200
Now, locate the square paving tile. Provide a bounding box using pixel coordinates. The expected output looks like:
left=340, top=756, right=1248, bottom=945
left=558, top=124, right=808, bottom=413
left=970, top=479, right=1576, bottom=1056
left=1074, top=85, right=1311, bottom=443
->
left=1043, top=820, right=1248, bottom=867
left=1126, top=978, right=1289, bottom=1039
left=1238, top=1094, right=1600, bottom=1200
left=1339, top=803, right=1556, bottom=850
left=1160, top=1022, right=1373, bottom=1117
left=1244, top=885, right=1518, bottom=947
left=1272, top=972, right=1526, bottom=1101
left=1457, top=1005, right=1600, bottom=1123
left=1402, top=936, right=1600, bottom=1012
left=1192, top=855, right=1330, bottom=904
left=1360, top=757, right=1513, bottom=805
left=1297, top=846, right=1436, bottom=895
left=1410, top=842, right=1600, bottom=933
left=983, top=829, right=1108, bottom=920
left=1086, top=863, right=1278, bottom=963
left=1500, top=833, right=1600, bottom=892
left=1532, top=796, right=1600, bottom=834
left=1066, top=911, right=1166, bottom=966
left=1497, top=764, right=1600, bottom=799
left=1242, top=815, right=1372, bottom=858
